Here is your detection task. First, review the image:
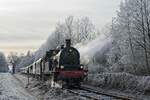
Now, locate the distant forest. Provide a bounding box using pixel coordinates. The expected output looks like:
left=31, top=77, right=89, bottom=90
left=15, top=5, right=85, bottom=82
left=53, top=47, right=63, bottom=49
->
left=0, top=52, right=8, bottom=72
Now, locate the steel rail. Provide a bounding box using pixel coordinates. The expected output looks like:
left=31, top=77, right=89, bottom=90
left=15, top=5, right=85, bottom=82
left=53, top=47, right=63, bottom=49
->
left=80, top=85, right=135, bottom=100
left=67, top=89, right=103, bottom=100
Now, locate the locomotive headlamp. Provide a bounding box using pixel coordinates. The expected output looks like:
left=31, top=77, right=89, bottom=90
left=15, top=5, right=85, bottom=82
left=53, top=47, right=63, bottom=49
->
left=60, top=65, right=64, bottom=69
left=80, top=65, right=84, bottom=69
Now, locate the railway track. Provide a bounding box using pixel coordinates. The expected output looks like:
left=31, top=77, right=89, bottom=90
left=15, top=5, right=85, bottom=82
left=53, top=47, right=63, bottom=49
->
left=67, top=88, right=115, bottom=100
left=67, top=85, right=136, bottom=100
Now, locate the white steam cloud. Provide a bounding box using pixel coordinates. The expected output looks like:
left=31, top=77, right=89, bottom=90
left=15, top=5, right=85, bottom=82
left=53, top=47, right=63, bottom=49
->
left=77, top=34, right=112, bottom=65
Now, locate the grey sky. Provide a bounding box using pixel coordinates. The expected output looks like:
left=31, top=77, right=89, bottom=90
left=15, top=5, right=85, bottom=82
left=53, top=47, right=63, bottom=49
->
left=0, top=0, right=121, bottom=56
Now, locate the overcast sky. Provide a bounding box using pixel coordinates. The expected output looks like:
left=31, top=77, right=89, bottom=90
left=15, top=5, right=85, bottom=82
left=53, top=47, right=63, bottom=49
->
left=0, top=0, right=121, bottom=56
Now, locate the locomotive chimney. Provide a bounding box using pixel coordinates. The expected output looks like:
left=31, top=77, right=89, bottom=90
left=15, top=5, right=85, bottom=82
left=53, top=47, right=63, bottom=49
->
left=61, top=45, right=64, bottom=49
left=66, top=39, right=71, bottom=47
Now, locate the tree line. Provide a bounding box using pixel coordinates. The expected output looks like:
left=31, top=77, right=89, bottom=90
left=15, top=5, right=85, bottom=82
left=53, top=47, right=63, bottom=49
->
left=109, top=0, right=150, bottom=75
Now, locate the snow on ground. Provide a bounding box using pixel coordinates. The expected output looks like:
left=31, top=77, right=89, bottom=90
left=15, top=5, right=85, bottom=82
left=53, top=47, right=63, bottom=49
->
left=44, top=88, right=88, bottom=100
left=0, top=73, right=36, bottom=100
left=15, top=74, right=88, bottom=100
left=87, top=73, right=150, bottom=100
left=10, top=72, right=150, bottom=100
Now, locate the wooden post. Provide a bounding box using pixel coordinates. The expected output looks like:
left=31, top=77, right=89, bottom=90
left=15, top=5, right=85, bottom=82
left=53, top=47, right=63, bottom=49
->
left=43, top=60, right=45, bottom=81
left=12, top=63, right=15, bottom=74
left=26, top=68, right=29, bottom=88
left=40, top=60, right=43, bottom=81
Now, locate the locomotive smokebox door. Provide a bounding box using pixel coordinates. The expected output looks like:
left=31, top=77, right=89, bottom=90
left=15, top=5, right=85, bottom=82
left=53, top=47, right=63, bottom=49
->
left=66, top=39, right=71, bottom=47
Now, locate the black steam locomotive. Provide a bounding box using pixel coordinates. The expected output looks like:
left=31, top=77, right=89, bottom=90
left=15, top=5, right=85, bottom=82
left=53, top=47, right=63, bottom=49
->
left=21, top=39, right=88, bottom=87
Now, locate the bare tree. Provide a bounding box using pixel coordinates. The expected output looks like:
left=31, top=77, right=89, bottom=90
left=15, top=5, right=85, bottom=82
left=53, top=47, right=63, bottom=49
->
left=127, top=13, right=135, bottom=62
left=65, top=16, right=74, bottom=39
left=74, top=17, right=95, bottom=43
left=7, top=52, right=20, bottom=67
left=139, top=0, right=149, bottom=73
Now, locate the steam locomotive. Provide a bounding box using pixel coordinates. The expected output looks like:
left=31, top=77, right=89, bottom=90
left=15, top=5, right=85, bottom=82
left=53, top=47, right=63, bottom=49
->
left=21, top=39, right=88, bottom=87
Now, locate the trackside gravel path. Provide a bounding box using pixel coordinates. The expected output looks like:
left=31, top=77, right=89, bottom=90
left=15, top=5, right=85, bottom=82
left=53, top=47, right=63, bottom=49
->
left=0, top=73, right=37, bottom=100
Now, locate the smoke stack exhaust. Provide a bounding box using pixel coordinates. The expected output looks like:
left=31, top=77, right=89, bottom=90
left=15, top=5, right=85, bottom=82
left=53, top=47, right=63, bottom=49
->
left=66, top=39, right=71, bottom=47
